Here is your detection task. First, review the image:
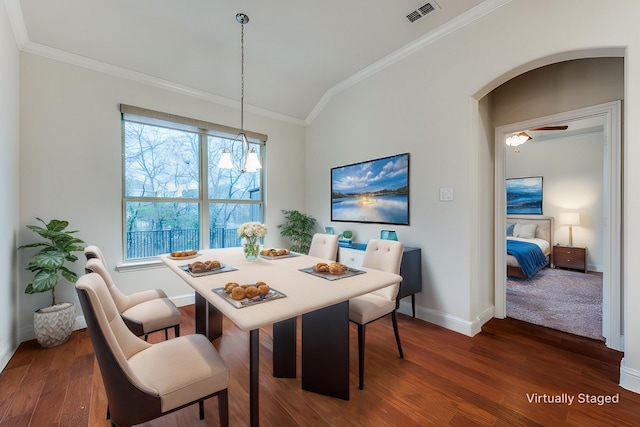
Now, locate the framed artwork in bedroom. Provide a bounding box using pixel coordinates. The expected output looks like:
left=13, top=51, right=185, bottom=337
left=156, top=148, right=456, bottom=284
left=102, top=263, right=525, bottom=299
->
left=506, top=176, right=543, bottom=214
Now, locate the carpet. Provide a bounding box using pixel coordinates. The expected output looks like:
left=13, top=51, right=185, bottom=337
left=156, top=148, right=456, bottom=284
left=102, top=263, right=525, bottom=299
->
left=506, top=268, right=603, bottom=341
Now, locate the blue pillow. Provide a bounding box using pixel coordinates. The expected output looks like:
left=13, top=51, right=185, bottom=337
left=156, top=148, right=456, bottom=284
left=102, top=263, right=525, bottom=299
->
left=506, top=223, right=515, bottom=236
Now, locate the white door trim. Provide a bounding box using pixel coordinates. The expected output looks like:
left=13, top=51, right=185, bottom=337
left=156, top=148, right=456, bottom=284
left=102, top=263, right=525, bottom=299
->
left=494, top=100, right=622, bottom=351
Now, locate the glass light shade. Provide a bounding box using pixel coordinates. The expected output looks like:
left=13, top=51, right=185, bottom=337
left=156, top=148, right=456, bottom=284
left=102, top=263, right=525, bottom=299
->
left=559, top=212, right=581, bottom=225
left=217, top=150, right=235, bottom=169
left=506, top=131, right=531, bottom=147
left=243, top=148, right=262, bottom=172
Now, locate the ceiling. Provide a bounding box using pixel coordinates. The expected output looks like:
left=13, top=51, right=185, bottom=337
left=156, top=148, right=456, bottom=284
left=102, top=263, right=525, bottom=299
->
left=8, top=0, right=491, bottom=124
left=522, top=116, right=606, bottom=143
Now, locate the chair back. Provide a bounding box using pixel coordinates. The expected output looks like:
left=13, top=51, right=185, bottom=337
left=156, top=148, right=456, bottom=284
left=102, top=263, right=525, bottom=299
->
left=308, top=233, right=340, bottom=260
left=76, top=272, right=154, bottom=388
left=84, top=244, right=109, bottom=270
left=85, top=257, right=131, bottom=313
left=76, top=273, right=161, bottom=424
left=362, top=239, right=404, bottom=301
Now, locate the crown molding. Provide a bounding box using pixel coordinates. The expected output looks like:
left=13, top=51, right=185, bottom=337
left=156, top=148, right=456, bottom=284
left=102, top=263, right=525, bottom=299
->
left=305, top=0, right=512, bottom=124
left=5, top=0, right=509, bottom=127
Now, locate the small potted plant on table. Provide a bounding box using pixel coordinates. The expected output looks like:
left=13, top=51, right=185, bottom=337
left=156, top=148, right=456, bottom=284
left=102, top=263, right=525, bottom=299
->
left=19, top=218, right=85, bottom=347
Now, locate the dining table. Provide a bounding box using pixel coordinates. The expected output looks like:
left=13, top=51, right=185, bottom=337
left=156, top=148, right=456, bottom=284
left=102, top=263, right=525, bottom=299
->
left=161, top=247, right=402, bottom=427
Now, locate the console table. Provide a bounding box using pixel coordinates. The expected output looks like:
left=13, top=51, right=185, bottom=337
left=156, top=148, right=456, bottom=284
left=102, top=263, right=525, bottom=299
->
left=338, top=244, right=422, bottom=317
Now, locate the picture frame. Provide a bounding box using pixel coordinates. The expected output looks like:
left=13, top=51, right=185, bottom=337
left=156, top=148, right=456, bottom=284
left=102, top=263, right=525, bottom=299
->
left=331, top=153, right=409, bottom=225
left=506, top=176, right=543, bottom=214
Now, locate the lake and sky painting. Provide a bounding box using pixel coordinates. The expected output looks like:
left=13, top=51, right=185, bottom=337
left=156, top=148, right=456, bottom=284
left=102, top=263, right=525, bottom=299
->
left=331, top=153, right=409, bottom=224
left=506, top=176, right=543, bottom=214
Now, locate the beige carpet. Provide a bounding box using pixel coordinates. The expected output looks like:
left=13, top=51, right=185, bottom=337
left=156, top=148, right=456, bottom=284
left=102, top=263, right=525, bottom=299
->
left=506, top=267, right=603, bottom=341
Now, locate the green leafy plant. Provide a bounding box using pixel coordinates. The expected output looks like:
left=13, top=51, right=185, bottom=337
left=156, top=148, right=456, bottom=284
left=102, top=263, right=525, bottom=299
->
left=19, top=218, right=85, bottom=306
left=278, top=210, right=317, bottom=254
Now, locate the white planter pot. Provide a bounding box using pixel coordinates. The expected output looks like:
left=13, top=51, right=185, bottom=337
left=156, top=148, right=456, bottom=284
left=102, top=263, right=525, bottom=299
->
left=33, top=302, right=76, bottom=347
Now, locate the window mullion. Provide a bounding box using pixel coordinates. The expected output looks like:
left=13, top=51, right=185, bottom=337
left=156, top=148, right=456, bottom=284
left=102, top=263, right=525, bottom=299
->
left=200, top=134, right=210, bottom=249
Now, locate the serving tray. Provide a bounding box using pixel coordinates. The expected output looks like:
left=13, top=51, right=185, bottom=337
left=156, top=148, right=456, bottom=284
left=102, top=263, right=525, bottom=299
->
left=259, top=251, right=300, bottom=260
left=180, top=263, right=237, bottom=277
left=299, top=266, right=366, bottom=281
left=213, top=287, right=286, bottom=308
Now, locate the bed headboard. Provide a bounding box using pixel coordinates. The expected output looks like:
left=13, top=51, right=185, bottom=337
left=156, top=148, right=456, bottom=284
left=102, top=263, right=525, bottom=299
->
left=507, top=215, right=554, bottom=245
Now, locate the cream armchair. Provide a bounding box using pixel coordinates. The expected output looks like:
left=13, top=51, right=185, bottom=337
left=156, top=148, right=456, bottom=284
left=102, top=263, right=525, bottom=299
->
left=76, top=272, right=229, bottom=426
left=84, top=245, right=181, bottom=340
left=349, top=239, right=404, bottom=390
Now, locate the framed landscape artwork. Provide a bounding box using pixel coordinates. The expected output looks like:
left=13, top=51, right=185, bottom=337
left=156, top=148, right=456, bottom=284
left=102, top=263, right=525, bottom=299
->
left=331, top=153, right=409, bottom=225
left=506, top=176, right=543, bottom=214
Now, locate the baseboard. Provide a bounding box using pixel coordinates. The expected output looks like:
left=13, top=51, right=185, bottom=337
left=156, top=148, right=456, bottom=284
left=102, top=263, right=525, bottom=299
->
left=399, top=300, right=493, bottom=337
left=0, top=341, right=18, bottom=373
left=619, top=357, right=640, bottom=394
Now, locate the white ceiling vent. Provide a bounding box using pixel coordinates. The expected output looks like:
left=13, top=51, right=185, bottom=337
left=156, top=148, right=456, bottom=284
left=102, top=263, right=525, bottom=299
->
left=405, top=2, right=439, bottom=23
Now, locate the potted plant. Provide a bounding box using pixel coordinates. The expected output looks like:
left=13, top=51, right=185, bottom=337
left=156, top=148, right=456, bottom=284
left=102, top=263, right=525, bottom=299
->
left=278, top=210, right=317, bottom=254
left=19, top=218, right=85, bottom=347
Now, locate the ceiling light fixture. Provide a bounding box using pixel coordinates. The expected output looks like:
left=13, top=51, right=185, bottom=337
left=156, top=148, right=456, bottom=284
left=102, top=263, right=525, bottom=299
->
left=218, top=13, right=261, bottom=173
left=505, top=131, right=531, bottom=147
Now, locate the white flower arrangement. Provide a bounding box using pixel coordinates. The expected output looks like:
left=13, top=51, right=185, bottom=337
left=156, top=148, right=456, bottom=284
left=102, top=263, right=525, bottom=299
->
left=238, top=222, right=268, bottom=239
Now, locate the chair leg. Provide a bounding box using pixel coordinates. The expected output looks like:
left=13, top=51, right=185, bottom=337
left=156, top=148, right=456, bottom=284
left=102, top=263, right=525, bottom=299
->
left=199, top=400, right=204, bottom=420
left=165, top=328, right=169, bottom=340
left=392, top=311, right=404, bottom=359
left=175, top=324, right=180, bottom=338
left=357, top=323, right=366, bottom=390
left=218, top=389, right=229, bottom=427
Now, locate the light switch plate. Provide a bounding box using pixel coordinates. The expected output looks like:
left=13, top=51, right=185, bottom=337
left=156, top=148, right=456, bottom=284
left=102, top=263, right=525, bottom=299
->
left=440, top=187, right=454, bottom=201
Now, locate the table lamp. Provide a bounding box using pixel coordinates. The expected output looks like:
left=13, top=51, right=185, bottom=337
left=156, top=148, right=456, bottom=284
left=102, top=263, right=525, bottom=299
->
left=559, top=212, right=580, bottom=246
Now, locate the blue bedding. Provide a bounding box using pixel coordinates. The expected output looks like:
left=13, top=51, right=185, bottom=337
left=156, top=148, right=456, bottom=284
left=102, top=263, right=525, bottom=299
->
left=507, top=239, right=548, bottom=279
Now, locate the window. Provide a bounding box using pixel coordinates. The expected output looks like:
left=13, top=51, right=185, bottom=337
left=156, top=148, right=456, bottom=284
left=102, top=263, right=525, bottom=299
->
left=121, top=105, right=266, bottom=260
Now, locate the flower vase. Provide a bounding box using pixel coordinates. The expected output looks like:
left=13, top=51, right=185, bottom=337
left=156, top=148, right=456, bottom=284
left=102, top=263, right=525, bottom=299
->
left=243, top=237, right=259, bottom=260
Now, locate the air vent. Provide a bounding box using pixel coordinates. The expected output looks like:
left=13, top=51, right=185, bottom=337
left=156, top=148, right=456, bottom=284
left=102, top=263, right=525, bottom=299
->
left=406, top=2, right=439, bottom=23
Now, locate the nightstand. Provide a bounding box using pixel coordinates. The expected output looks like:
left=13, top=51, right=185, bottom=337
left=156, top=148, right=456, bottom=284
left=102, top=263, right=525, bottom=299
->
left=553, top=245, right=587, bottom=273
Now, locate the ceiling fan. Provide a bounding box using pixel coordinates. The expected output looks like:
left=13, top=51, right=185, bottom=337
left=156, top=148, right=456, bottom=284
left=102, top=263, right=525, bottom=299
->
left=506, top=125, right=568, bottom=147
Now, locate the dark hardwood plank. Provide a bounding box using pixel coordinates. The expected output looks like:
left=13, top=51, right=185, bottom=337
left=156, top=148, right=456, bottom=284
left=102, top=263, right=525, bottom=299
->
left=1, top=306, right=640, bottom=426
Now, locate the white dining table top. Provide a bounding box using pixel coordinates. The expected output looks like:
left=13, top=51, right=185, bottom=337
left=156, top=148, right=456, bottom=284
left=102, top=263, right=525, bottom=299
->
left=161, top=247, right=401, bottom=331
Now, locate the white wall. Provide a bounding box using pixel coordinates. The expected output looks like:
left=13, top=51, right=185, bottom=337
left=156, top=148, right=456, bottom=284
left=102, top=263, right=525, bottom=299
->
left=17, top=53, right=306, bottom=342
left=0, top=1, right=20, bottom=370
left=305, top=0, right=640, bottom=391
left=506, top=130, right=605, bottom=271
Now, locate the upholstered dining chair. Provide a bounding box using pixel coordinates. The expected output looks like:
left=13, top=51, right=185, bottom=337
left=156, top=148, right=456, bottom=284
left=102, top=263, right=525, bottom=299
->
left=76, top=272, right=229, bottom=427
left=84, top=247, right=181, bottom=341
left=349, top=239, right=404, bottom=390
left=308, top=233, right=340, bottom=260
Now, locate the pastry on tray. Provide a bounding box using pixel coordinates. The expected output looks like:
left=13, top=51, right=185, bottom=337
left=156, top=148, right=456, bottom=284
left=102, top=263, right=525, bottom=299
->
left=188, top=260, right=222, bottom=273
left=259, top=248, right=290, bottom=257
left=312, top=262, right=348, bottom=275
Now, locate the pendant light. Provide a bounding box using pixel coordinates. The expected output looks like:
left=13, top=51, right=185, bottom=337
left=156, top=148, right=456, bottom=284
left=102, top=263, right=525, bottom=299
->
left=218, top=13, right=262, bottom=173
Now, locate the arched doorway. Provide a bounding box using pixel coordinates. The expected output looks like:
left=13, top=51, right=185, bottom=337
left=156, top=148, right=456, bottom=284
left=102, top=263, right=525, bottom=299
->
left=494, top=101, right=622, bottom=350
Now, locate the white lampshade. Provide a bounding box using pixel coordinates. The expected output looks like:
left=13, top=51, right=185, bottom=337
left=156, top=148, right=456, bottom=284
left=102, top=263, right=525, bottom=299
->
left=217, top=150, right=235, bottom=169
left=559, top=212, right=581, bottom=225
left=243, top=148, right=262, bottom=172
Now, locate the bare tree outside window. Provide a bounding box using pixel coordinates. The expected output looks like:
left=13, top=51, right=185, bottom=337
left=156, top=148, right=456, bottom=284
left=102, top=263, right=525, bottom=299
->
left=123, top=120, right=264, bottom=260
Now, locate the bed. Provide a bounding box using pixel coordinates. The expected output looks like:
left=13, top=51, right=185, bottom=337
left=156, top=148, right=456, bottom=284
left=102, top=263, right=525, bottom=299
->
left=506, top=216, right=554, bottom=279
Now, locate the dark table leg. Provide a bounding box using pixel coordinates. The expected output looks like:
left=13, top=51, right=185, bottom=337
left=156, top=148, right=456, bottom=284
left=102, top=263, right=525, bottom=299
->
left=301, top=301, right=350, bottom=400
left=273, top=317, right=296, bottom=378
left=195, top=292, right=222, bottom=340
left=250, top=329, right=259, bottom=427
left=411, top=294, right=416, bottom=318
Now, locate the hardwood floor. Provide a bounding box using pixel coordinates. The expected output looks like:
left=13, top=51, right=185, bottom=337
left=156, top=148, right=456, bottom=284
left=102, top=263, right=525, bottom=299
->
left=1, top=305, right=639, bottom=426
